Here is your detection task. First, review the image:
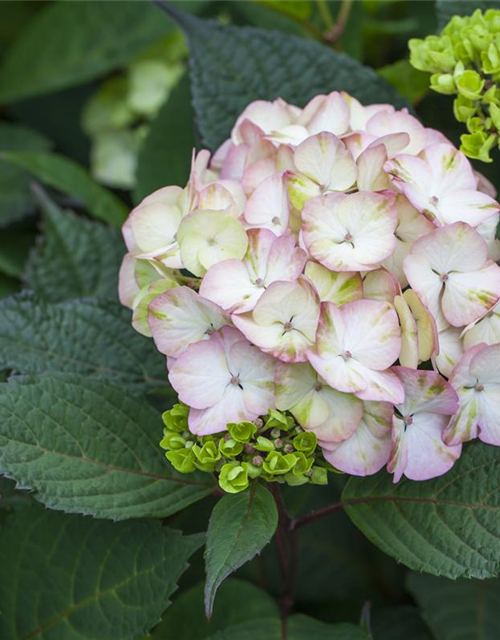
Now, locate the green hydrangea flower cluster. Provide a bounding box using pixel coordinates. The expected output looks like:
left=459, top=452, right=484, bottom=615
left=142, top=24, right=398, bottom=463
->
left=160, top=404, right=335, bottom=494
left=409, top=9, right=500, bottom=162
left=81, top=31, right=186, bottom=189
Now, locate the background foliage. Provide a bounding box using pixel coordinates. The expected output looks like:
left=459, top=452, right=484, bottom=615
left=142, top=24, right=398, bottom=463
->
left=1, top=1, right=499, bottom=639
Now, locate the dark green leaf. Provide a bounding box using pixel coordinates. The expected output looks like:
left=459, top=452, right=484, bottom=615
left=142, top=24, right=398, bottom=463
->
left=0, top=295, right=168, bottom=392
left=134, top=73, right=195, bottom=203
left=151, top=578, right=279, bottom=640
left=169, top=9, right=407, bottom=150
left=204, top=616, right=370, bottom=640
left=0, top=121, right=51, bottom=226
left=0, top=229, right=35, bottom=278
left=1, top=151, right=127, bottom=226
left=437, top=1, right=500, bottom=30
left=343, top=442, right=500, bottom=579
left=287, top=615, right=370, bottom=639
left=0, top=373, right=214, bottom=519
left=0, top=273, right=19, bottom=300
left=25, top=187, right=123, bottom=301
left=371, top=605, right=433, bottom=640
left=407, top=573, right=500, bottom=640
left=0, top=1, right=176, bottom=103
left=205, top=619, right=281, bottom=640
left=0, top=505, right=203, bottom=640
left=204, top=484, right=278, bottom=616
left=378, top=60, right=429, bottom=105
left=0, top=476, right=32, bottom=523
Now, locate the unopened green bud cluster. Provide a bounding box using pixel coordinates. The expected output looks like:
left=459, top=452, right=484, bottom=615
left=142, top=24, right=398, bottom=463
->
left=409, top=9, right=500, bottom=162
left=160, top=404, right=334, bottom=494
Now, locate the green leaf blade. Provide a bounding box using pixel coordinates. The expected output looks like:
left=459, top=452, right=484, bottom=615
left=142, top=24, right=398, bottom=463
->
left=0, top=295, right=168, bottom=392
left=1, top=151, right=127, bottom=226
left=204, top=484, right=278, bottom=617
left=0, top=374, right=213, bottom=520
left=343, top=442, right=500, bottom=579
left=0, top=505, right=204, bottom=640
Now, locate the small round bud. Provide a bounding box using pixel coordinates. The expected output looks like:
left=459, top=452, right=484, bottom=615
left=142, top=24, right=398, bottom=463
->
left=244, top=444, right=256, bottom=454
left=270, top=428, right=281, bottom=439
left=253, top=418, right=264, bottom=428
left=252, top=455, right=264, bottom=467
left=284, top=444, right=294, bottom=454
left=274, top=438, right=283, bottom=449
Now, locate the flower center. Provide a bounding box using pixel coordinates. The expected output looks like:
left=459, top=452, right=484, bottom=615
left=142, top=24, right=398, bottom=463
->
left=440, top=273, right=449, bottom=282
left=343, top=350, right=352, bottom=360
left=430, top=195, right=439, bottom=207
left=314, top=382, right=323, bottom=392
left=344, top=232, right=353, bottom=242
left=230, top=375, right=240, bottom=386
left=272, top=216, right=281, bottom=226
left=475, top=383, right=484, bottom=392
left=283, top=321, right=293, bottom=331
left=254, top=277, right=264, bottom=286
left=403, top=415, right=413, bottom=426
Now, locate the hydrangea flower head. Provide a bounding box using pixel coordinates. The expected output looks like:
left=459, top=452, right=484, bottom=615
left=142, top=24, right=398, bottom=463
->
left=119, top=90, right=500, bottom=491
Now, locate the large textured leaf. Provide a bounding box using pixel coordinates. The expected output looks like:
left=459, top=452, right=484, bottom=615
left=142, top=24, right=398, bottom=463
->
left=0, top=121, right=51, bottom=226
left=0, top=374, right=214, bottom=519
left=0, top=295, right=167, bottom=392
left=151, top=579, right=279, bottom=640
left=25, top=187, right=123, bottom=301
left=0, top=505, right=204, bottom=640
left=134, top=73, right=195, bottom=204
left=343, top=442, right=500, bottom=579
left=204, top=484, right=278, bottom=616
left=407, top=573, right=500, bottom=640
left=0, top=229, right=35, bottom=278
left=165, top=8, right=407, bottom=150
left=0, top=2, right=176, bottom=103
left=437, top=1, right=500, bottom=30
left=1, top=151, right=127, bottom=226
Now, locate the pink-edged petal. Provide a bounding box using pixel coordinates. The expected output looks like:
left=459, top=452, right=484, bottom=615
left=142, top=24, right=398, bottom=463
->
left=322, top=401, right=392, bottom=476
left=199, top=260, right=259, bottom=314
left=389, top=413, right=461, bottom=482
left=356, top=144, right=391, bottom=192
left=169, top=339, right=230, bottom=409
left=304, top=386, right=363, bottom=442
left=443, top=262, right=500, bottom=327
left=227, top=340, right=276, bottom=415
left=304, top=261, right=363, bottom=306
left=118, top=254, right=140, bottom=309
left=353, top=368, right=405, bottom=404
left=393, top=366, right=458, bottom=416
left=394, top=294, right=419, bottom=369
left=188, top=386, right=251, bottom=435
left=437, top=189, right=499, bottom=227
left=231, top=99, right=297, bottom=144
left=148, top=286, right=229, bottom=357
left=297, top=92, right=350, bottom=136
left=363, top=268, right=400, bottom=303
left=244, top=172, right=290, bottom=233
left=433, top=327, right=464, bottom=378
left=129, top=201, right=182, bottom=253
left=293, top=132, right=357, bottom=192
left=463, top=302, right=500, bottom=349
left=264, top=233, right=307, bottom=283
left=302, top=191, right=397, bottom=271
left=366, top=109, right=427, bottom=155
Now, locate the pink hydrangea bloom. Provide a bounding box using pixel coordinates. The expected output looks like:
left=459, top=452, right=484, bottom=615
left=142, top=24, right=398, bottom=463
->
left=117, top=90, right=500, bottom=483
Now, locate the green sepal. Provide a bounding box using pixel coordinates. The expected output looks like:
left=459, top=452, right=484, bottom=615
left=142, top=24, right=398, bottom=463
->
left=228, top=421, right=257, bottom=443
left=292, top=431, right=317, bottom=455
left=460, top=130, right=496, bottom=162
left=310, top=466, right=329, bottom=485
left=162, top=403, right=189, bottom=432
left=218, top=436, right=244, bottom=458
left=284, top=471, right=309, bottom=486
left=218, top=462, right=250, bottom=494
left=456, top=69, right=485, bottom=100
left=166, top=448, right=197, bottom=473
left=453, top=94, right=477, bottom=122
left=263, top=451, right=297, bottom=476
left=254, top=436, right=275, bottom=452
left=430, top=72, right=456, bottom=95
left=264, top=409, right=295, bottom=431
left=192, top=441, right=221, bottom=472
left=292, top=452, right=314, bottom=476
left=160, top=430, right=186, bottom=451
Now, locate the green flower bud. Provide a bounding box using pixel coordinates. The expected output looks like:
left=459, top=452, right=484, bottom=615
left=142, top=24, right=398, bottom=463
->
left=227, top=420, right=257, bottom=443
left=490, top=101, right=500, bottom=129
left=430, top=73, right=456, bottom=95
left=310, top=466, right=329, bottom=485
left=460, top=131, right=496, bottom=162
left=453, top=95, right=478, bottom=123
left=166, top=448, right=197, bottom=473
left=292, top=452, right=314, bottom=476
left=218, top=437, right=244, bottom=458
left=264, top=409, right=295, bottom=431
left=247, top=460, right=263, bottom=479
left=409, top=36, right=456, bottom=74
left=192, top=441, right=221, bottom=472
left=263, top=451, right=297, bottom=476
left=162, top=403, right=189, bottom=432
left=254, top=436, right=275, bottom=452
left=218, top=462, right=250, bottom=494
left=293, top=431, right=317, bottom=455
left=456, top=70, right=485, bottom=100
left=160, top=431, right=186, bottom=451
left=482, top=41, right=500, bottom=73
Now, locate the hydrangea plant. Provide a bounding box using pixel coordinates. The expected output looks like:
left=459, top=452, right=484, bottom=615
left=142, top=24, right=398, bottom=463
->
left=119, top=89, right=500, bottom=494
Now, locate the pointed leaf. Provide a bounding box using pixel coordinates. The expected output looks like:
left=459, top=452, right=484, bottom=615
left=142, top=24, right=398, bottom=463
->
left=204, top=484, right=278, bottom=617
left=0, top=374, right=214, bottom=519
left=0, top=505, right=204, bottom=640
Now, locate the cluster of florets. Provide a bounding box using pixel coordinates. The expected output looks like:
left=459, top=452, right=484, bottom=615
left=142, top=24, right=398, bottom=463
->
left=160, top=404, right=331, bottom=493
left=410, top=9, right=500, bottom=162
left=119, top=90, right=500, bottom=488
